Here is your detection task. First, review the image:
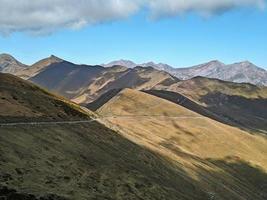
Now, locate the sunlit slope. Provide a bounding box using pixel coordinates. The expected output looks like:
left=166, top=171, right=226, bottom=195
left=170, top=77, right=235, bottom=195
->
left=97, top=89, right=267, bottom=164
left=98, top=88, right=199, bottom=117
left=154, top=76, right=267, bottom=133
left=0, top=73, right=213, bottom=200
left=97, top=88, right=267, bottom=199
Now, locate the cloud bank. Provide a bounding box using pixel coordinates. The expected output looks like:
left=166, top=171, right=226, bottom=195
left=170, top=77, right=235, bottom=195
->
left=0, top=0, right=265, bottom=34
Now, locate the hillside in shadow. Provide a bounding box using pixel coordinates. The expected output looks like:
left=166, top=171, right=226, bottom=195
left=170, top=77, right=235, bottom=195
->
left=86, top=89, right=123, bottom=111
left=1, top=123, right=267, bottom=200
left=145, top=89, right=267, bottom=134
left=200, top=92, right=267, bottom=133
left=0, top=123, right=208, bottom=200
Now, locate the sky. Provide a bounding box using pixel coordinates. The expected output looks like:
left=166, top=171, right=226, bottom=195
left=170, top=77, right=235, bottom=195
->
left=0, top=0, right=266, bottom=69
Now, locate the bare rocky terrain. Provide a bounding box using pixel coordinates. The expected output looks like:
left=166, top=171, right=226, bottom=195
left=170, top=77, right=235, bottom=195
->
left=0, top=54, right=27, bottom=74
left=104, top=59, right=267, bottom=86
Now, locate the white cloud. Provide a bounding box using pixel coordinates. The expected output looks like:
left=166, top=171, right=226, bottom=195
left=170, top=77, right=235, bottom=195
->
left=148, top=0, right=265, bottom=17
left=0, top=0, right=142, bottom=35
left=0, top=0, right=265, bottom=35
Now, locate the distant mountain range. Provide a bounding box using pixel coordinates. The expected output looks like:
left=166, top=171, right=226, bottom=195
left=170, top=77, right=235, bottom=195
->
left=103, top=59, right=179, bottom=74
left=1, top=54, right=267, bottom=86
left=104, top=59, right=267, bottom=86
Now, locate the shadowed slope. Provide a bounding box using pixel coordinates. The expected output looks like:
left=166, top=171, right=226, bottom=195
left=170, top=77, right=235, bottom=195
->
left=156, top=77, right=267, bottom=133
left=1, top=123, right=214, bottom=200
left=86, top=88, right=123, bottom=111
left=144, top=90, right=228, bottom=123
left=29, top=61, right=104, bottom=100
left=16, top=55, right=63, bottom=79
left=29, top=62, right=178, bottom=104
left=173, top=77, right=267, bottom=99
left=0, top=73, right=91, bottom=123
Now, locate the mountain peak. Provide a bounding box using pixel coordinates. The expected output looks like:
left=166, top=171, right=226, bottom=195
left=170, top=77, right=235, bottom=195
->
left=239, top=60, right=254, bottom=66
left=230, top=61, right=260, bottom=69
left=206, top=60, right=225, bottom=66
left=48, top=55, right=63, bottom=62
left=0, top=53, right=17, bottom=62
left=50, top=54, right=57, bottom=58
left=30, top=55, right=63, bottom=68
left=0, top=53, right=27, bottom=74
left=143, top=61, right=156, bottom=66
left=104, top=59, right=137, bottom=68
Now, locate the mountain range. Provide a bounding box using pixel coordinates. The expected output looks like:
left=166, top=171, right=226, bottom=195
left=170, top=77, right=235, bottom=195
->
left=0, top=54, right=178, bottom=104
left=104, top=59, right=267, bottom=86
left=1, top=54, right=267, bottom=86
left=1, top=53, right=267, bottom=199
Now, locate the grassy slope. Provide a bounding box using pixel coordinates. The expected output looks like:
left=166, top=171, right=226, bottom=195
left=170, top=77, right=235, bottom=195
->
left=0, top=73, right=212, bottom=200
left=144, top=90, right=227, bottom=123
left=1, top=73, right=267, bottom=199
left=86, top=89, right=123, bottom=111
left=97, top=88, right=267, bottom=199
left=153, top=76, right=267, bottom=133
left=1, top=123, right=213, bottom=200
left=0, top=73, right=93, bottom=122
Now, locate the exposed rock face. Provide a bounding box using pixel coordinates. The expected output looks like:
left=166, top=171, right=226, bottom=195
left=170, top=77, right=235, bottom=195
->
left=172, top=61, right=267, bottom=86
left=0, top=54, right=27, bottom=74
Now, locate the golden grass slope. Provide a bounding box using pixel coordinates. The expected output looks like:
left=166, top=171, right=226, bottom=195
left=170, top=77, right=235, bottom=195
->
left=153, top=77, right=267, bottom=134
left=97, top=88, right=267, bottom=199
left=97, top=89, right=267, bottom=165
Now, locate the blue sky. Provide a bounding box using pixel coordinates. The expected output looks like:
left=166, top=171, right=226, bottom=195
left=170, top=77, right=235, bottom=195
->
left=0, top=1, right=266, bottom=69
